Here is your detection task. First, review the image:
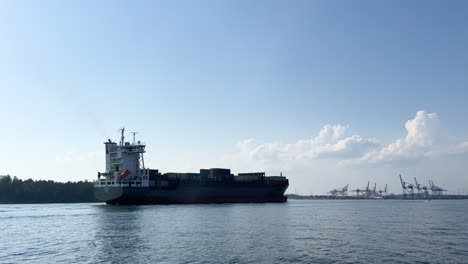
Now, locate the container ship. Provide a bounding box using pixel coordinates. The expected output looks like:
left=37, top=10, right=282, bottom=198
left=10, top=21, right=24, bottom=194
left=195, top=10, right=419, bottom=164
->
left=94, top=129, right=289, bottom=205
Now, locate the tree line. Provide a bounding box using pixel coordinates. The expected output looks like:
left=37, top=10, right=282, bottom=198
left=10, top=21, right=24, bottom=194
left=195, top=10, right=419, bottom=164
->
left=0, top=175, right=99, bottom=203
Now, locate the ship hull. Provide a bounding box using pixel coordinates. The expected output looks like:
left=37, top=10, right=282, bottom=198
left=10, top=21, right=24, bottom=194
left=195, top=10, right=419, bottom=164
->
left=95, top=183, right=288, bottom=205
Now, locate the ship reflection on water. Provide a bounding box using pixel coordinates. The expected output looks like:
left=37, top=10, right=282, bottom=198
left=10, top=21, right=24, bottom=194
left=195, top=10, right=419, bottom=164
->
left=90, top=203, right=292, bottom=263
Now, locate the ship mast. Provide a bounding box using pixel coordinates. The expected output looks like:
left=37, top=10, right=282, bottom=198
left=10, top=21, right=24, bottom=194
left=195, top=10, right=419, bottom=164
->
left=131, top=132, right=138, bottom=145
left=130, top=131, right=144, bottom=168
left=118, top=128, right=125, bottom=146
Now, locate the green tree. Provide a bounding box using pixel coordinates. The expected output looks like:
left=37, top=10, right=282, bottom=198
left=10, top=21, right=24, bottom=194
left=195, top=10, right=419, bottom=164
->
left=0, top=175, right=99, bottom=203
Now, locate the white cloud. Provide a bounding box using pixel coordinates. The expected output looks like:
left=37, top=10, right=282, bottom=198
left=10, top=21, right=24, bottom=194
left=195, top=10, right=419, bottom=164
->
left=444, top=141, right=468, bottom=156
left=226, top=110, right=468, bottom=195
left=316, top=135, right=380, bottom=159
left=234, top=110, right=468, bottom=169
left=234, top=125, right=379, bottom=166
left=429, top=141, right=468, bottom=158
left=342, top=110, right=441, bottom=165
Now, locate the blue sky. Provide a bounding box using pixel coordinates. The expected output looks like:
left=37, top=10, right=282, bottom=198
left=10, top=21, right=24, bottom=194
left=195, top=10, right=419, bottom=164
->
left=1, top=0, right=467, bottom=194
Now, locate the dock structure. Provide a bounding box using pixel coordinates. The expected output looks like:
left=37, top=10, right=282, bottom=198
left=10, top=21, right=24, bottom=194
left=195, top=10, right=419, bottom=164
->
left=318, top=175, right=453, bottom=200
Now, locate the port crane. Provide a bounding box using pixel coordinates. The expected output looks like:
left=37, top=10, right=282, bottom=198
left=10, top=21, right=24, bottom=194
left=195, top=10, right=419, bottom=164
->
left=328, top=184, right=349, bottom=196
left=377, top=184, right=388, bottom=197
left=429, top=180, right=447, bottom=196
left=370, top=183, right=377, bottom=197
left=341, top=184, right=349, bottom=196
left=351, top=182, right=369, bottom=197
left=414, top=178, right=429, bottom=198
left=399, top=174, right=414, bottom=198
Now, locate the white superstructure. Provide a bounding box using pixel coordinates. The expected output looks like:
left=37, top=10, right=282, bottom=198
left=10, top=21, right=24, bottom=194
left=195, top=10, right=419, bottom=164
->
left=95, top=128, right=150, bottom=187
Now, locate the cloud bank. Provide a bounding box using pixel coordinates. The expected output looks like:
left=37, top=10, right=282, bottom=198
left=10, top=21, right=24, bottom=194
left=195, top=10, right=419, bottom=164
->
left=235, top=124, right=379, bottom=167
left=234, top=110, right=467, bottom=168
left=343, top=110, right=440, bottom=165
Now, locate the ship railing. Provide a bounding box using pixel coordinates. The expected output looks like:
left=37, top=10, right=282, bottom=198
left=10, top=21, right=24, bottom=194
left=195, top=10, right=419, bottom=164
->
left=119, top=181, right=143, bottom=187
left=94, top=180, right=145, bottom=187
left=94, top=180, right=116, bottom=186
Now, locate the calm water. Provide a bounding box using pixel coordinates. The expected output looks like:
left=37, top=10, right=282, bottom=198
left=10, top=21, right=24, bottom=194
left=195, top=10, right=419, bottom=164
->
left=1, top=200, right=467, bottom=264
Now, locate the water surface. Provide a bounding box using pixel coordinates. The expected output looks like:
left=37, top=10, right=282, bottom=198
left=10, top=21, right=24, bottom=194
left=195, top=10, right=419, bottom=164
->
left=1, top=200, right=467, bottom=263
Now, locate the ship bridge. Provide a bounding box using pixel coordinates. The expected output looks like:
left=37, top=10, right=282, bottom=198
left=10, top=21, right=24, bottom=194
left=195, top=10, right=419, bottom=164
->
left=96, top=128, right=150, bottom=187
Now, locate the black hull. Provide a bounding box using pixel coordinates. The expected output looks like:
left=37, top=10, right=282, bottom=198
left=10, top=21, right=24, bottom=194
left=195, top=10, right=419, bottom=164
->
left=95, top=183, right=288, bottom=205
